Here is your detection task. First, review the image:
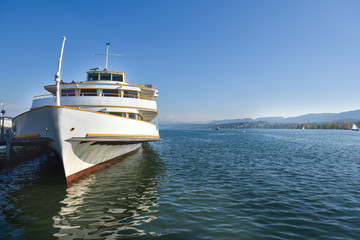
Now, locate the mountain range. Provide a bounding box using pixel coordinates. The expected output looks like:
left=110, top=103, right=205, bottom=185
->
left=160, top=109, right=360, bottom=129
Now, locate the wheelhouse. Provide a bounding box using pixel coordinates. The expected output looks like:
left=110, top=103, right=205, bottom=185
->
left=87, top=70, right=126, bottom=83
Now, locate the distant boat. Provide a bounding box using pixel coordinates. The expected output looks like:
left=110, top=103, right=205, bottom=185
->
left=215, top=127, right=220, bottom=130
left=351, top=124, right=359, bottom=131
left=302, top=126, right=305, bottom=130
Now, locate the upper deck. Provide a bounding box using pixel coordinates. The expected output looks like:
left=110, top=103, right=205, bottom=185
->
left=32, top=70, right=158, bottom=120
left=43, top=70, right=158, bottom=97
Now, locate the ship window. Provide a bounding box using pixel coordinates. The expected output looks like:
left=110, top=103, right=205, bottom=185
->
left=100, top=73, right=111, bottom=80
left=88, top=73, right=98, bottom=81
left=61, top=89, right=76, bottom=96
left=128, top=113, right=137, bottom=119
left=109, top=112, right=126, bottom=117
left=103, top=89, right=119, bottom=97
left=112, top=74, right=123, bottom=82
left=80, top=89, right=97, bottom=96
left=123, top=90, right=138, bottom=98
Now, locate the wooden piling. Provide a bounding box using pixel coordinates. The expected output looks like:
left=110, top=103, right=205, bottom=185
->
left=6, top=130, right=11, bottom=160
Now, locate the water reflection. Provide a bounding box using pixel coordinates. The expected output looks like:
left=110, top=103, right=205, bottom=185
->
left=53, top=143, right=165, bottom=239
left=0, top=151, right=67, bottom=239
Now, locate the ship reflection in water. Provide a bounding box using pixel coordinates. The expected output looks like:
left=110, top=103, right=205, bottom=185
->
left=0, top=143, right=165, bottom=239
left=52, top=143, right=165, bottom=239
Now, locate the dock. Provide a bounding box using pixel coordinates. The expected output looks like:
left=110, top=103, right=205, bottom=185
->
left=0, top=128, right=52, bottom=161
left=0, top=128, right=13, bottom=160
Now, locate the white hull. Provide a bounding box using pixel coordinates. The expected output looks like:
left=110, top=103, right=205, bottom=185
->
left=13, top=106, right=159, bottom=182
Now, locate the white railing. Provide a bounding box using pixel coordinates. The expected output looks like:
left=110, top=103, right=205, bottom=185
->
left=33, top=93, right=155, bottom=101
left=32, top=94, right=158, bottom=110
left=33, top=94, right=55, bottom=100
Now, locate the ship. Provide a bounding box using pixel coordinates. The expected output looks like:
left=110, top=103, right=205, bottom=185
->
left=12, top=37, right=161, bottom=183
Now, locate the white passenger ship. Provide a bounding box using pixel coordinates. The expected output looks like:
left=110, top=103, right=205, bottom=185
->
left=13, top=38, right=160, bottom=183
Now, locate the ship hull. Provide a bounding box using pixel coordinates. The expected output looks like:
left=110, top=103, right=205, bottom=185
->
left=13, top=105, right=160, bottom=183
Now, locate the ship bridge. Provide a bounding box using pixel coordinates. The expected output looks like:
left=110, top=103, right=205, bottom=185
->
left=87, top=70, right=126, bottom=83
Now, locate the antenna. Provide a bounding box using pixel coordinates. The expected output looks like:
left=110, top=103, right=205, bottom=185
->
left=94, top=42, right=121, bottom=70
left=90, top=67, right=101, bottom=71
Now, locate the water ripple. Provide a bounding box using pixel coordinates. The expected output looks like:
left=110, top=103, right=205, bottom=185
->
left=1, top=130, right=360, bottom=239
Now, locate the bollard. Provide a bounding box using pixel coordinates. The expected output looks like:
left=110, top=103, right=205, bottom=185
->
left=6, top=130, right=11, bottom=160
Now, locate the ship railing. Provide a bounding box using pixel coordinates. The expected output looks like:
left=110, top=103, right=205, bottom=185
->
left=61, top=81, right=157, bottom=90
left=33, top=93, right=155, bottom=100
left=101, top=93, right=155, bottom=100
left=33, top=94, right=55, bottom=100
left=122, top=82, right=156, bottom=89
left=74, top=92, right=155, bottom=100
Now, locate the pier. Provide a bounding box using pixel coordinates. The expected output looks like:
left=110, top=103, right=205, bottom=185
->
left=0, top=128, right=53, bottom=161
left=0, top=128, right=13, bottom=160
left=0, top=103, right=51, bottom=161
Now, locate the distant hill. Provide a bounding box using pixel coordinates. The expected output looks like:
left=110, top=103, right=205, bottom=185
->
left=160, top=109, right=360, bottom=129
left=159, top=123, right=211, bottom=129
left=210, top=109, right=360, bottom=124
left=210, top=117, right=285, bottom=124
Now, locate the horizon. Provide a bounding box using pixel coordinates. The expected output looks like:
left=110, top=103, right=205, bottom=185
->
left=1, top=0, right=360, bottom=121
left=159, top=108, right=360, bottom=124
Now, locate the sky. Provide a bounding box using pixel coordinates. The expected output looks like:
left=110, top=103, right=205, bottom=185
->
left=1, top=0, right=360, bottom=123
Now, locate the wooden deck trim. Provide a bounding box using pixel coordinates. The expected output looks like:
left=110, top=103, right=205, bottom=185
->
left=86, top=133, right=160, bottom=138
left=66, top=136, right=161, bottom=143
left=14, top=134, right=41, bottom=138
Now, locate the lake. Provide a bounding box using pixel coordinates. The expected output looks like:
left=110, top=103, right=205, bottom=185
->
left=1, top=129, right=360, bottom=239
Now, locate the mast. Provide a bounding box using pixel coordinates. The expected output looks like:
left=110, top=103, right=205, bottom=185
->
left=105, top=42, right=109, bottom=70
left=94, top=42, right=121, bottom=70
left=55, top=36, right=66, bottom=106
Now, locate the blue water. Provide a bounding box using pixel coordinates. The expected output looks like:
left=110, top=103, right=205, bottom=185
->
left=1, top=129, right=360, bottom=239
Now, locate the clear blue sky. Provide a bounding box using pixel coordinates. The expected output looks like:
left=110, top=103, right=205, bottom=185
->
left=1, top=0, right=360, bottom=123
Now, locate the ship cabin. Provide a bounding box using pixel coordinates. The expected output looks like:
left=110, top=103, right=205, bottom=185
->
left=87, top=70, right=126, bottom=83
left=54, top=70, right=157, bottom=99
left=33, top=70, right=158, bottom=123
